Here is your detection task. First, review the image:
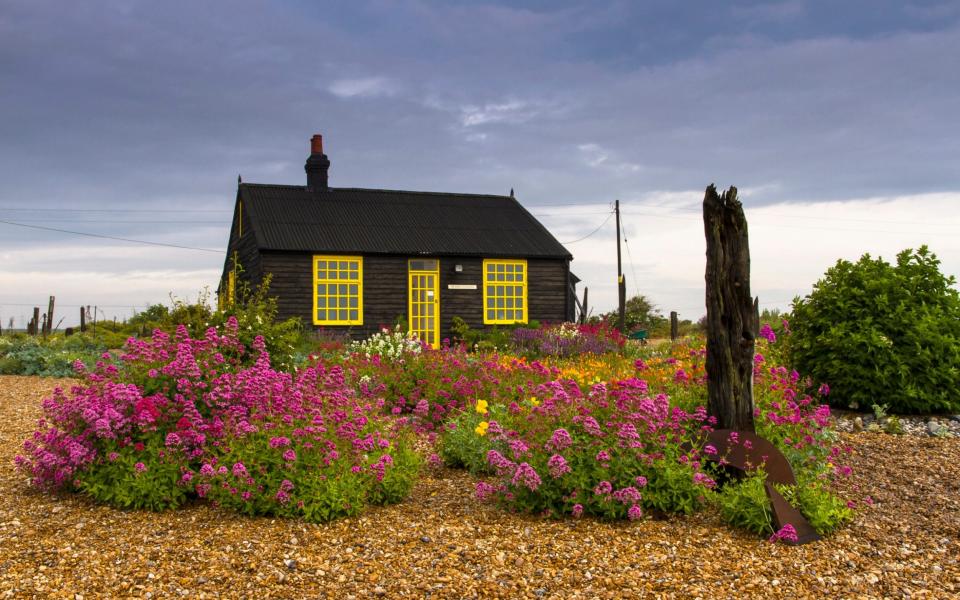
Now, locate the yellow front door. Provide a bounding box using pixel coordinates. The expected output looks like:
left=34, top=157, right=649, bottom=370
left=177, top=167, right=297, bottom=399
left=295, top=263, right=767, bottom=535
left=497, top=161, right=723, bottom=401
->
left=408, top=259, right=440, bottom=348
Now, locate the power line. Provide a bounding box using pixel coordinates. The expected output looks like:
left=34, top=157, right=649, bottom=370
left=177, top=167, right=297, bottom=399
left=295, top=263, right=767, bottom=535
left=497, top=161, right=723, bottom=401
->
left=0, top=207, right=231, bottom=213
left=9, top=219, right=226, bottom=224
left=561, top=210, right=615, bottom=244
left=0, top=219, right=223, bottom=253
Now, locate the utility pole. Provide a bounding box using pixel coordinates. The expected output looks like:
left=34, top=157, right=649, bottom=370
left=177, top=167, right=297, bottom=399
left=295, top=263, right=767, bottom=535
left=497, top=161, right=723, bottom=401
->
left=615, top=199, right=626, bottom=332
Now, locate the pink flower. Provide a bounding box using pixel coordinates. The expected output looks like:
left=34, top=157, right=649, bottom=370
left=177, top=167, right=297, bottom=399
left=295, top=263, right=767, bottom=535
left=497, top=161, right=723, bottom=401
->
left=475, top=482, right=497, bottom=501
left=134, top=462, right=147, bottom=473
left=634, top=476, right=648, bottom=488
left=627, top=504, right=643, bottom=520
left=511, top=463, right=542, bottom=492
left=282, top=449, right=297, bottom=462
left=768, top=524, right=799, bottom=544
left=548, top=428, right=572, bottom=451
left=571, top=504, right=584, bottom=518
left=593, top=481, right=613, bottom=496
left=547, top=454, right=571, bottom=478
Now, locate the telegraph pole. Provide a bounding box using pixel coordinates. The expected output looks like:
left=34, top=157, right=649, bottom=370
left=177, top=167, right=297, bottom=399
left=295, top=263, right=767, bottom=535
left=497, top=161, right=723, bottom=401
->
left=615, top=200, right=625, bottom=332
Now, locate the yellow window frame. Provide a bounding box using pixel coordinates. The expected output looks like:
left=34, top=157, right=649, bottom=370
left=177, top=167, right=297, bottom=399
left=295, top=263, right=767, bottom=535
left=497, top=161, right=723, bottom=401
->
left=313, top=255, right=363, bottom=325
left=482, top=258, right=528, bottom=324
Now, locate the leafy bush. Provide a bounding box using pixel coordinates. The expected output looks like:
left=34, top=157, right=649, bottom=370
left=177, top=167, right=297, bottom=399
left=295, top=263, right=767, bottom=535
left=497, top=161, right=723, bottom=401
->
left=789, top=246, right=960, bottom=414
left=0, top=333, right=107, bottom=377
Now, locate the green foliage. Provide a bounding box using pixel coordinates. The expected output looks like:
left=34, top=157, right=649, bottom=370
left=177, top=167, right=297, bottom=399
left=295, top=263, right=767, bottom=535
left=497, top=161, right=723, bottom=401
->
left=0, top=333, right=107, bottom=377
left=597, top=294, right=667, bottom=333
left=77, top=435, right=190, bottom=511
left=205, top=427, right=421, bottom=523
left=789, top=246, right=960, bottom=414
left=715, top=472, right=775, bottom=535
left=716, top=472, right=854, bottom=537
left=438, top=409, right=497, bottom=475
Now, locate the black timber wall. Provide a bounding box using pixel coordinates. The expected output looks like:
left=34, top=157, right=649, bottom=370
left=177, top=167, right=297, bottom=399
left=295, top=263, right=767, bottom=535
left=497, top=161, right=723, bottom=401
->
left=259, top=252, right=570, bottom=340
left=221, top=197, right=263, bottom=297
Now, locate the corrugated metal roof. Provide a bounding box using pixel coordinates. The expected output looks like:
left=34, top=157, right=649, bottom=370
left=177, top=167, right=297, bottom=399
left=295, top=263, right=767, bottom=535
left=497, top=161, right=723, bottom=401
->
left=239, top=184, right=572, bottom=259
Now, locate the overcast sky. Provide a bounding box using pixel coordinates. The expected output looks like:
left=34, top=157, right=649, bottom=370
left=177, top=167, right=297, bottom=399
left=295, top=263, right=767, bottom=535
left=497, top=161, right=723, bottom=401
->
left=2, top=0, right=959, bottom=328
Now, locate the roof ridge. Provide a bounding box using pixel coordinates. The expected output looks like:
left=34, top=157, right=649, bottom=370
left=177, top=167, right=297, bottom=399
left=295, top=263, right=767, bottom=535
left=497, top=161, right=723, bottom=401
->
left=240, top=182, right=514, bottom=200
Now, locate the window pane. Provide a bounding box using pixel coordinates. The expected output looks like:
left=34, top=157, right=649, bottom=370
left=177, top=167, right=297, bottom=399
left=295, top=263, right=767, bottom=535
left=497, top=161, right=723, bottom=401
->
left=487, top=309, right=495, bottom=320
left=317, top=297, right=326, bottom=308
left=496, top=273, right=505, bottom=281
left=497, top=310, right=505, bottom=320
left=316, top=261, right=327, bottom=270
left=328, top=271, right=338, bottom=280
left=349, top=297, right=358, bottom=308
left=339, top=310, right=348, bottom=320
left=516, top=273, right=523, bottom=282
left=505, top=298, right=514, bottom=308
left=496, top=298, right=504, bottom=308
left=496, top=286, right=504, bottom=296
left=505, top=264, right=514, bottom=273
left=317, top=309, right=324, bottom=320
left=317, top=271, right=327, bottom=280
left=328, top=310, right=338, bottom=320
left=349, top=271, right=358, bottom=279
left=339, top=261, right=348, bottom=270
left=349, top=284, right=358, bottom=295
left=496, top=264, right=504, bottom=272
left=505, top=310, right=515, bottom=320
left=487, top=285, right=495, bottom=296
left=515, top=286, right=523, bottom=296
left=349, top=310, right=358, bottom=320
left=516, top=298, right=523, bottom=308
left=487, top=298, right=495, bottom=308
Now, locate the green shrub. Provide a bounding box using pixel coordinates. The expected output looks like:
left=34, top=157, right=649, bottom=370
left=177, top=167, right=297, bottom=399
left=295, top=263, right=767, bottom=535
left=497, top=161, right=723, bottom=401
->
left=0, top=333, right=107, bottom=377
left=789, top=246, right=960, bottom=414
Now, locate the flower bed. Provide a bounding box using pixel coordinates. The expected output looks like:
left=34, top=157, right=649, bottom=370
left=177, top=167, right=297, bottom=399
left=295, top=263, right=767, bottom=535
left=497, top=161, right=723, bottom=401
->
left=15, top=318, right=420, bottom=521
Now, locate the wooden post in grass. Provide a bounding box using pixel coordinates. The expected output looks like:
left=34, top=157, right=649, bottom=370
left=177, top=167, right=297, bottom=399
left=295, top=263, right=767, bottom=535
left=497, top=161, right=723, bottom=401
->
left=31, top=307, right=40, bottom=336
left=580, top=287, right=589, bottom=325
left=670, top=311, right=679, bottom=340
left=80, top=307, right=86, bottom=333
left=45, top=296, right=55, bottom=336
left=703, top=185, right=758, bottom=432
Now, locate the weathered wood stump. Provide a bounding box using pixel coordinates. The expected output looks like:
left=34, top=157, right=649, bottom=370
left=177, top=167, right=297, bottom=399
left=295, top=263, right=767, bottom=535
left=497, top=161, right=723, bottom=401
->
left=703, top=184, right=759, bottom=432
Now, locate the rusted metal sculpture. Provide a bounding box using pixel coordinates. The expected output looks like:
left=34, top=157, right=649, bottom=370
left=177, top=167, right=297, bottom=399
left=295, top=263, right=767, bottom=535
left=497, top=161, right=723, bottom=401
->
left=705, top=429, right=821, bottom=545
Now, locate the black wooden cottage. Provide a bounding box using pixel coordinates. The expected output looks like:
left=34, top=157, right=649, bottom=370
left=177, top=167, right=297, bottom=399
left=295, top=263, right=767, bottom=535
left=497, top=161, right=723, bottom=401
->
left=220, top=135, right=575, bottom=346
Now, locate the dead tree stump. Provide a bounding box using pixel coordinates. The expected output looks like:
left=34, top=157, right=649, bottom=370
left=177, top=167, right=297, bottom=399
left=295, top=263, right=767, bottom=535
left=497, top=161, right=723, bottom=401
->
left=703, top=185, right=759, bottom=432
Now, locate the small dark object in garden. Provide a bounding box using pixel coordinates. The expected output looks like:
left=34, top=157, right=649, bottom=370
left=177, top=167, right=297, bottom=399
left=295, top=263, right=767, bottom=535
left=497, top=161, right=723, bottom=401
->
left=706, top=428, right=820, bottom=545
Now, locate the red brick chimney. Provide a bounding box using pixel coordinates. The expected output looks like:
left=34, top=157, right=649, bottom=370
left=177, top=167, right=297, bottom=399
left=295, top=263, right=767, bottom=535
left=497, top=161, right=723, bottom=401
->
left=305, top=134, right=330, bottom=190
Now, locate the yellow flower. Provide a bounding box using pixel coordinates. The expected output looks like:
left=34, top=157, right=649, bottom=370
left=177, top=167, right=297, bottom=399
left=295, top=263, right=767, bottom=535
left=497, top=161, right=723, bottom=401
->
left=474, top=421, right=489, bottom=436
left=475, top=399, right=489, bottom=414
left=529, top=397, right=540, bottom=407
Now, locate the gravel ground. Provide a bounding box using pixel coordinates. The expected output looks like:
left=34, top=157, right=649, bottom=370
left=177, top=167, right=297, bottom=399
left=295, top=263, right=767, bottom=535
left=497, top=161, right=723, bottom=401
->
left=1, top=375, right=958, bottom=599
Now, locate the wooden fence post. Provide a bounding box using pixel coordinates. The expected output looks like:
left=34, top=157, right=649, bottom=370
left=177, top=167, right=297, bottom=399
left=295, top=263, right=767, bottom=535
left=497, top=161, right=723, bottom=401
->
left=46, top=296, right=55, bottom=335
left=80, top=307, right=86, bottom=333
left=670, top=311, right=678, bottom=340
left=579, top=287, right=589, bottom=325
left=32, top=307, right=40, bottom=336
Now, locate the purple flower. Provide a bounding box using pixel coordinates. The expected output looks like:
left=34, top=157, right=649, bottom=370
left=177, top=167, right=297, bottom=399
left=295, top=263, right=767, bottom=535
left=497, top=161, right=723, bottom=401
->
left=612, top=486, right=642, bottom=505
left=768, top=524, right=799, bottom=544
left=581, top=416, right=603, bottom=437
left=134, top=462, right=147, bottom=473
left=634, top=476, right=648, bottom=488
left=759, top=323, right=776, bottom=343
left=547, top=454, right=571, bottom=478
left=232, top=462, right=248, bottom=478
left=282, top=449, right=297, bottom=462
left=593, top=480, right=613, bottom=496
left=511, top=463, right=542, bottom=491
left=627, top=504, right=643, bottom=520
left=475, top=481, right=497, bottom=501
left=595, top=450, right=611, bottom=463
left=269, top=436, right=292, bottom=448
left=199, top=463, right=215, bottom=477
left=548, top=428, right=572, bottom=451
left=818, top=383, right=830, bottom=396
left=571, top=504, right=584, bottom=518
